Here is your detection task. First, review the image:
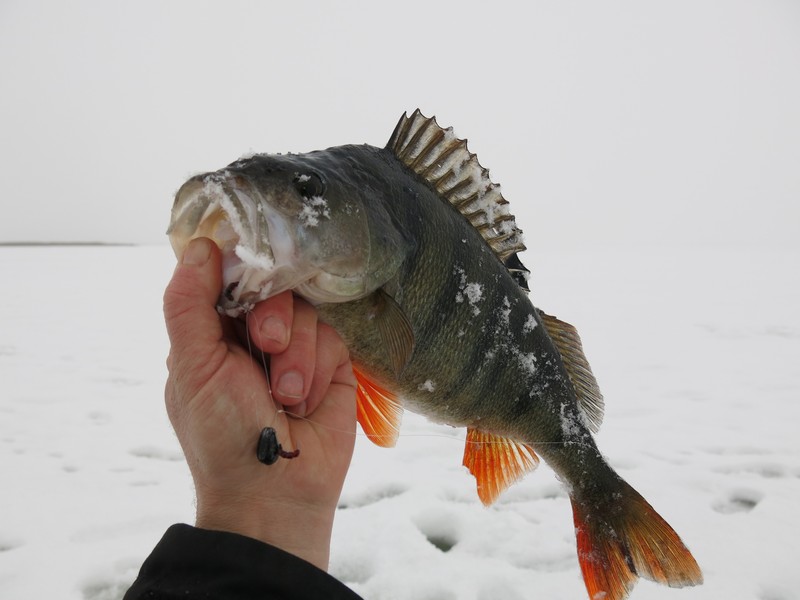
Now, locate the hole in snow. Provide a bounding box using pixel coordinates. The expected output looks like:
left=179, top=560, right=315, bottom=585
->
left=712, top=488, right=763, bottom=514
left=414, top=509, right=461, bottom=553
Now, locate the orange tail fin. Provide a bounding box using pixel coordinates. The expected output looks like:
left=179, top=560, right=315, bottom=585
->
left=571, top=479, right=702, bottom=600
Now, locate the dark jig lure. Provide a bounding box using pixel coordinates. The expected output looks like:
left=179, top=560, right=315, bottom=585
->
left=256, top=427, right=300, bottom=465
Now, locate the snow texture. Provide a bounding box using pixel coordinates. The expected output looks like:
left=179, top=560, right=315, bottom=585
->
left=1, top=245, right=799, bottom=600
left=299, top=196, right=331, bottom=228
left=418, top=380, right=436, bottom=393
left=454, top=266, right=484, bottom=316
left=233, top=244, right=273, bottom=272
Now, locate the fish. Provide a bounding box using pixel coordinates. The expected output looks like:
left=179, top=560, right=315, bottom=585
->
left=167, top=110, right=703, bottom=600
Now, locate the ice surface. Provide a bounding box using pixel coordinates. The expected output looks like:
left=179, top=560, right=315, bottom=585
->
left=1, top=245, right=799, bottom=599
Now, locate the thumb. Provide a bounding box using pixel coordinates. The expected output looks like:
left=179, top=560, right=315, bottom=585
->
left=164, top=237, right=224, bottom=368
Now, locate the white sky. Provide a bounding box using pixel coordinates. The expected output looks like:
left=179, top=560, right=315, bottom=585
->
left=1, top=0, right=798, bottom=249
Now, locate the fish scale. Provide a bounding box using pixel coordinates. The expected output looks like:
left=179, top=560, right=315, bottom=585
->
left=167, top=110, right=702, bottom=600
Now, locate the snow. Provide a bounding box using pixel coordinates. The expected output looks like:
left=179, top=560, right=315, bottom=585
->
left=233, top=243, right=273, bottom=272
left=523, top=314, right=538, bottom=333
left=418, top=380, right=436, bottom=393
left=516, top=352, right=538, bottom=378
left=463, top=284, right=484, bottom=309
left=299, top=196, right=331, bottom=228
left=454, top=266, right=484, bottom=316
left=1, top=244, right=799, bottom=600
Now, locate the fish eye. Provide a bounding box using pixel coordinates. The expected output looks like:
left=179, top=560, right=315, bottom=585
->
left=293, top=172, right=325, bottom=199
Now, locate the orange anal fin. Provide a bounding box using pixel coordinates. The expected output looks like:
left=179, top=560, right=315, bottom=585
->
left=353, top=364, right=403, bottom=448
left=462, top=428, right=539, bottom=506
left=571, top=482, right=703, bottom=600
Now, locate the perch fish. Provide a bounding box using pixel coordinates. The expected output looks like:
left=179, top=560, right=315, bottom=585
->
left=168, top=110, right=703, bottom=600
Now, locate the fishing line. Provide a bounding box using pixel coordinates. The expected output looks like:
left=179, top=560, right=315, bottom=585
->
left=238, top=308, right=591, bottom=454
left=274, top=407, right=593, bottom=450
left=243, top=309, right=266, bottom=427
left=243, top=308, right=303, bottom=464
left=242, top=309, right=285, bottom=427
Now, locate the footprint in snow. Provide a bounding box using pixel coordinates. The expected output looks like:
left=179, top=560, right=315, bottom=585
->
left=88, top=410, right=113, bottom=425
left=0, top=535, right=23, bottom=552
left=703, top=445, right=772, bottom=456
left=714, top=461, right=788, bottom=479
left=758, top=582, right=795, bottom=600
left=712, top=488, right=763, bottom=514
left=414, top=510, right=460, bottom=553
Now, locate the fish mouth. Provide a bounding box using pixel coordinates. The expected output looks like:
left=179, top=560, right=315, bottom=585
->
left=168, top=172, right=297, bottom=316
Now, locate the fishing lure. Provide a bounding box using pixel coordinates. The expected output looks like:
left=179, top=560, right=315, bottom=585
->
left=256, top=426, right=300, bottom=465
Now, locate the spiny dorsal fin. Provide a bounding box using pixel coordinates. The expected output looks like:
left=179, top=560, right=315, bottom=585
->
left=503, top=252, right=531, bottom=292
left=387, top=109, right=526, bottom=264
left=540, top=312, right=604, bottom=432
left=462, top=428, right=539, bottom=505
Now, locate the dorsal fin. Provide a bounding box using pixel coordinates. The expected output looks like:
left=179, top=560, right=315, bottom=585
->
left=503, top=252, right=531, bottom=292
left=387, top=109, right=526, bottom=264
left=540, top=312, right=604, bottom=432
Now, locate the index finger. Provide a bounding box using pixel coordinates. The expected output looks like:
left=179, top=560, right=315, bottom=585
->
left=163, top=238, right=225, bottom=381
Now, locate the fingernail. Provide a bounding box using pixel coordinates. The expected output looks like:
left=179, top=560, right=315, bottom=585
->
left=260, top=316, right=287, bottom=345
left=182, top=238, right=211, bottom=266
left=287, top=401, right=307, bottom=418
left=277, top=371, right=304, bottom=399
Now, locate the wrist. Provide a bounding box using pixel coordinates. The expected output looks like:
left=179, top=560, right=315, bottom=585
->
left=195, top=491, right=336, bottom=571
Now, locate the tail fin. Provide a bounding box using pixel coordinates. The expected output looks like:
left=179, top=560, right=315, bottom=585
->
left=570, top=479, right=702, bottom=600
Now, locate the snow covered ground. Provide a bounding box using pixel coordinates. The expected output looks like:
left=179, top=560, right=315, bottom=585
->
left=1, top=244, right=798, bottom=600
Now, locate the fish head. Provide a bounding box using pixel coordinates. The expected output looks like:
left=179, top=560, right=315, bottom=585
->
left=168, top=151, right=410, bottom=315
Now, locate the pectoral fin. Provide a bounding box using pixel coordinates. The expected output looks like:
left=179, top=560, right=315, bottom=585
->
left=373, top=288, right=415, bottom=376
left=353, top=363, right=403, bottom=448
left=462, top=428, right=539, bottom=505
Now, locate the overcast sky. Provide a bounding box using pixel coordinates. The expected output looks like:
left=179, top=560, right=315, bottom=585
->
left=1, top=0, right=798, bottom=249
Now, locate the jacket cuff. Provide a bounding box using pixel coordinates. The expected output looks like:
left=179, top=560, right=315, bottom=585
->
left=124, top=523, right=362, bottom=600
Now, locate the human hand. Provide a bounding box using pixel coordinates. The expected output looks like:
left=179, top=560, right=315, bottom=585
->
left=163, top=237, right=357, bottom=570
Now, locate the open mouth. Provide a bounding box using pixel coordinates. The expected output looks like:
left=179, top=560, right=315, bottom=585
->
left=168, top=173, right=278, bottom=316
left=169, top=170, right=373, bottom=314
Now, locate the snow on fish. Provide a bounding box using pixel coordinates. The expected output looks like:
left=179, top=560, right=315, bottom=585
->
left=167, top=110, right=703, bottom=600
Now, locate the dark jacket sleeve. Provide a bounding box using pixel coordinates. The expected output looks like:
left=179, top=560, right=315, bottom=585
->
left=123, top=524, right=363, bottom=600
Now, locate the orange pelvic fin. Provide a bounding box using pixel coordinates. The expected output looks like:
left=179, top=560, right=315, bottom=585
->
left=571, top=480, right=703, bottom=600
left=462, top=428, right=539, bottom=506
left=352, top=364, right=403, bottom=448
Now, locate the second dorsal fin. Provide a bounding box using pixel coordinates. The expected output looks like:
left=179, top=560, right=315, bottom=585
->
left=540, top=312, right=604, bottom=432
left=387, top=110, right=526, bottom=264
